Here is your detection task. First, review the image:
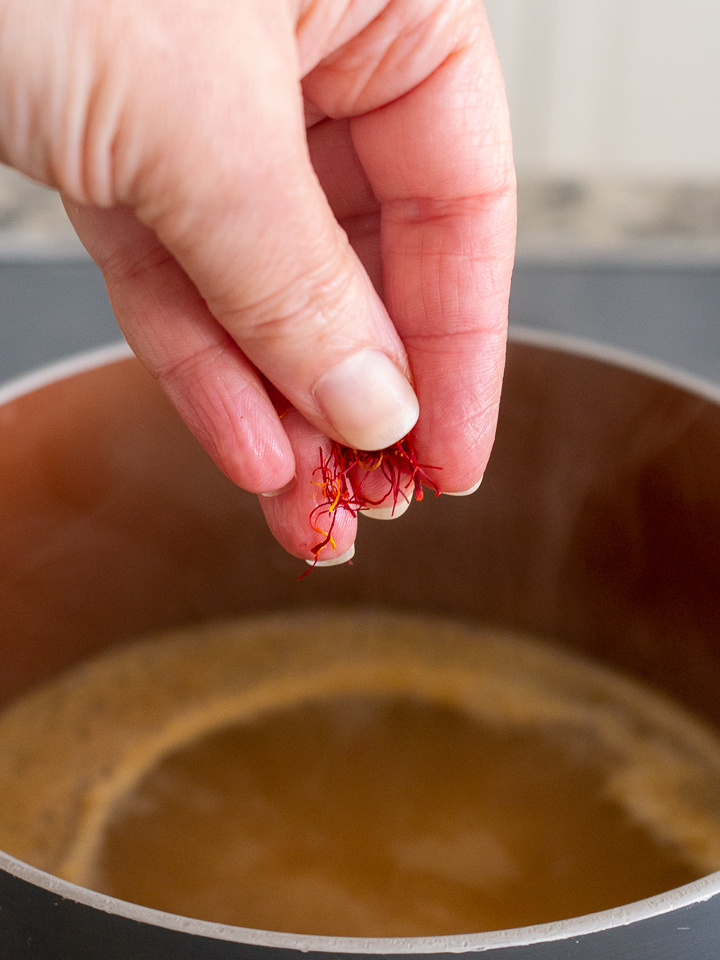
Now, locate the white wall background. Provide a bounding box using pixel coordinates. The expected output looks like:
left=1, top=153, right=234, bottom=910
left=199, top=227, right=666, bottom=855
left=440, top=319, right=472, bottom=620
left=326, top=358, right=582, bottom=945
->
left=485, top=0, right=720, bottom=181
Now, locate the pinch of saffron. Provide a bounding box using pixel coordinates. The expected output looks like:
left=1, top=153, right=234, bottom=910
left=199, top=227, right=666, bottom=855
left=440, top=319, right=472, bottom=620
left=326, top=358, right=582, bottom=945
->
left=300, top=434, right=441, bottom=578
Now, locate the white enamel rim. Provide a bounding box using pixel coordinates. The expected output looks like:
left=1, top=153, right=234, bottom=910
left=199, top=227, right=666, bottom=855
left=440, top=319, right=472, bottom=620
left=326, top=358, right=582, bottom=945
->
left=2, top=329, right=720, bottom=954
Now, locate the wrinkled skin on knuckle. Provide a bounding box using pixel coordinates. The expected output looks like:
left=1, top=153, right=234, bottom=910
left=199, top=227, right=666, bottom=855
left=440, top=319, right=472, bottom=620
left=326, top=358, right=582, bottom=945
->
left=301, top=0, right=479, bottom=117
left=211, top=237, right=360, bottom=352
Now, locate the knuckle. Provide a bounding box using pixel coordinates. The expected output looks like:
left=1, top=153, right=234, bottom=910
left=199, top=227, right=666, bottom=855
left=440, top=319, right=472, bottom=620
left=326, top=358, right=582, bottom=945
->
left=214, top=243, right=357, bottom=347
left=154, top=342, right=225, bottom=388
left=102, top=241, right=175, bottom=287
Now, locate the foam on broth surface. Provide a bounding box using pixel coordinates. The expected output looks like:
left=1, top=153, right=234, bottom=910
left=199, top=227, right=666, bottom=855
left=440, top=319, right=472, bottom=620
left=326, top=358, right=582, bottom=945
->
left=1, top=609, right=720, bottom=935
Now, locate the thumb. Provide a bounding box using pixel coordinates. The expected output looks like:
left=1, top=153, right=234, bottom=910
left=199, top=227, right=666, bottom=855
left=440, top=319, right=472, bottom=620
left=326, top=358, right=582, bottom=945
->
left=128, top=37, right=418, bottom=453
left=205, top=188, right=420, bottom=453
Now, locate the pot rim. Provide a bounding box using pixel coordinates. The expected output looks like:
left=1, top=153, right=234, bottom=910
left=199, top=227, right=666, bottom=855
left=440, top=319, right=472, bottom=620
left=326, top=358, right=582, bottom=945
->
left=2, top=328, right=720, bottom=953
left=4, top=326, right=720, bottom=411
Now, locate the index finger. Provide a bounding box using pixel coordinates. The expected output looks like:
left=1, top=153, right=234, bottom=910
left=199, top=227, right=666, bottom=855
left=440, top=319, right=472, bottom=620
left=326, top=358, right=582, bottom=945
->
left=349, top=10, right=516, bottom=493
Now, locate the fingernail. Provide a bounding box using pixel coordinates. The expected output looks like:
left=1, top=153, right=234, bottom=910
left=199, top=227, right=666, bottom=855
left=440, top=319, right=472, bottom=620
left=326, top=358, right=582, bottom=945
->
left=314, top=349, right=419, bottom=451
left=361, top=495, right=412, bottom=520
left=444, top=476, right=483, bottom=497
left=306, top=543, right=355, bottom=567
left=260, top=477, right=297, bottom=498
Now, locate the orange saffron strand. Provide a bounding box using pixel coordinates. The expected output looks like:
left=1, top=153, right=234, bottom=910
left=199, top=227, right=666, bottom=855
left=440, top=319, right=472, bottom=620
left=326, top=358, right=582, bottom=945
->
left=300, top=435, right=441, bottom=578
left=263, top=386, right=440, bottom=578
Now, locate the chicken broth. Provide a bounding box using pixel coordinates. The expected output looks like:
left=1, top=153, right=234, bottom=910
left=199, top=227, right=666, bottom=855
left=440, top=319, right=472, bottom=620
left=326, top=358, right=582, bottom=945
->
left=1, top=610, right=719, bottom=936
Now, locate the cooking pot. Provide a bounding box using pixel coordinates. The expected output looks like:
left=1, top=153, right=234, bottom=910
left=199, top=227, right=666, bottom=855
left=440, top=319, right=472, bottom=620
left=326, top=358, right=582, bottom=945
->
left=1, top=329, right=720, bottom=959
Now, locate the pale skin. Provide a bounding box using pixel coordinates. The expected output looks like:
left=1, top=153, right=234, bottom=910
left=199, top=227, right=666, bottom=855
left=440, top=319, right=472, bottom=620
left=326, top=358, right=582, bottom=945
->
left=0, top=0, right=516, bottom=564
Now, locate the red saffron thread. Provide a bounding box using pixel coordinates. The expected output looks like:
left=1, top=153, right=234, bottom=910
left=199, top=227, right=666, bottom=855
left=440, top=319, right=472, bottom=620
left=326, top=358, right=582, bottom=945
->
left=263, top=384, right=440, bottom=578
left=299, top=436, right=441, bottom=579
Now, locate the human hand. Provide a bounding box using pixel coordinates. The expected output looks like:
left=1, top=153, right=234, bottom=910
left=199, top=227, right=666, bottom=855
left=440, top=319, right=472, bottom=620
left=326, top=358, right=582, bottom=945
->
left=0, top=0, right=515, bottom=566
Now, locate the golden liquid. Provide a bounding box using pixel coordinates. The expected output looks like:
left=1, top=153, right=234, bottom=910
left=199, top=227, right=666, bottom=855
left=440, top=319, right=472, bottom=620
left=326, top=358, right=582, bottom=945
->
left=94, top=697, right=698, bottom=936
left=1, top=610, right=720, bottom=937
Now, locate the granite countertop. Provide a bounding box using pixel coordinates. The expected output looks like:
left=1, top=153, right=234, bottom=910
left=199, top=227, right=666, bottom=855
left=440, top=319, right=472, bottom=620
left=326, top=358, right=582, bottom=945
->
left=517, top=180, right=720, bottom=264
left=2, top=163, right=720, bottom=264
left=0, top=166, right=86, bottom=260
left=2, top=163, right=720, bottom=389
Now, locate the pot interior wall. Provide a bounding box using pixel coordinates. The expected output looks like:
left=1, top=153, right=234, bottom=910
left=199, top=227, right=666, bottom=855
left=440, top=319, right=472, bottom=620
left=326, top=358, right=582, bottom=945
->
left=0, top=342, right=719, bottom=730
